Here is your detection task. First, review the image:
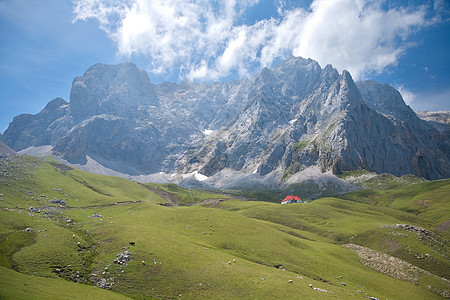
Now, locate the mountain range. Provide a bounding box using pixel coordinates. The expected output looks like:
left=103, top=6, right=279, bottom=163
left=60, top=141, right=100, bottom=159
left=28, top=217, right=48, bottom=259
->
left=2, top=56, right=449, bottom=187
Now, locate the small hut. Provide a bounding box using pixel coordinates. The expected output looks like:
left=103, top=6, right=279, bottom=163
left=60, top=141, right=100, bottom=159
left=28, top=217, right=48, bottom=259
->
left=281, top=195, right=302, bottom=204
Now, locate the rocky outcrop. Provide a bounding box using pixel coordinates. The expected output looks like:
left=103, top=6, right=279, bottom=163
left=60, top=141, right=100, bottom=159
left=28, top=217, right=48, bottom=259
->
left=70, top=63, right=159, bottom=120
left=357, top=81, right=450, bottom=179
left=1, top=57, right=449, bottom=181
left=0, top=139, right=16, bottom=157
left=415, top=110, right=450, bottom=141
left=2, top=97, right=70, bottom=150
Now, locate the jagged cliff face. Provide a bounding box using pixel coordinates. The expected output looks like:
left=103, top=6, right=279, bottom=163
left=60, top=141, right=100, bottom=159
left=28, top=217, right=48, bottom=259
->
left=2, top=57, right=449, bottom=180
left=2, top=97, right=70, bottom=150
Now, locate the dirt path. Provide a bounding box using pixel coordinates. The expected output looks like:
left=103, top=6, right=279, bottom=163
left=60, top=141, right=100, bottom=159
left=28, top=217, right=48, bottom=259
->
left=70, top=200, right=142, bottom=209
left=138, top=183, right=238, bottom=207
left=185, top=198, right=230, bottom=207
left=50, top=162, right=74, bottom=171
left=138, top=183, right=179, bottom=206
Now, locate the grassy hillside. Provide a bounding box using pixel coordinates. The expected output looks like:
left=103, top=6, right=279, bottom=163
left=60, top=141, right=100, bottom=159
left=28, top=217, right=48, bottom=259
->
left=0, top=155, right=448, bottom=299
left=0, top=266, right=131, bottom=300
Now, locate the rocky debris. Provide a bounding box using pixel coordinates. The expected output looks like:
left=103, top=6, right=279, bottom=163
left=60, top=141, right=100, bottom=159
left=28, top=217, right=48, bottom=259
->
left=114, top=251, right=133, bottom=266
left=344, top=244, right=433, bottom=284
left=96, top=277, right=114, bottom=289
left=308, top=284, right=330, bottom=293
left=89, top=213, right=102, bottom=218
left=382, top=224, right=446, bottom=250
left=28, top=207, right=40, bottom=213
left=313, top=287, right=329, bottom=293
left=391, top=224, right=433, bottom=236
left=0, top=140, right=17, bottom=157
left=48, top=198, right=67, bottom=206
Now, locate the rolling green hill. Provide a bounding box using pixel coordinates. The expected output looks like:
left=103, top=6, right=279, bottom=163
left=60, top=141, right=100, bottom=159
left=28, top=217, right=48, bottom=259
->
left=0, top=155, right=448, bottom=299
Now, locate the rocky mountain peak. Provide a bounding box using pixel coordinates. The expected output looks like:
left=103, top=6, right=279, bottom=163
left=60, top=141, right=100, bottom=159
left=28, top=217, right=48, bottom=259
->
left=356, top=81, right=416, bottom=120
left=70, top=62, right=158, bottom=120
left=257, top=67, right=275, bottom=84
left=43, top=97, right=68, bottom=111
left=2, top=56, right=449, bottom=184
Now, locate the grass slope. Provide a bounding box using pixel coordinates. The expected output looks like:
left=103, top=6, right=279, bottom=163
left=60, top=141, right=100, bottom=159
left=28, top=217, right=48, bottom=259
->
left=0, top=155, right=448, bottom=299
left=144, top=182, right=228, bottom=205
left=0, top=266, right=131, bottom=300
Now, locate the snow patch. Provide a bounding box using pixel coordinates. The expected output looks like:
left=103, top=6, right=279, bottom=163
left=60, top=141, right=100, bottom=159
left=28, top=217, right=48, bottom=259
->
left=194, top=171, right=209, bottom=181
left=181, top=171, right=209, bottom=182
left=203, top=129, right=213, bottom=135
left=288, top=119, right=297, bottom=125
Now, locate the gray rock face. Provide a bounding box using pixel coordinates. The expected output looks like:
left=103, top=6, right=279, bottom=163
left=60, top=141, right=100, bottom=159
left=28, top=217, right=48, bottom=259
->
left=356, top=82, right=450, bottom=179
left=0, top=139, right=16, bottom=157
left=1, top=57, right=449, bottom=181
left=2, top=97, right=70, bottom=150
left=415, top=110, right=450, bottom=141
left=70, top=63, right=159, bottom=120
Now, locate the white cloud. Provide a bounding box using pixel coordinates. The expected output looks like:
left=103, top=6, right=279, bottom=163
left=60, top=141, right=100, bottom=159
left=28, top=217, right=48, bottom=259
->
left=292, top=0, right=428, bottom=79
left=396, top=85, right=416, bottom=106
left=72, top=0, right=432, bottom=81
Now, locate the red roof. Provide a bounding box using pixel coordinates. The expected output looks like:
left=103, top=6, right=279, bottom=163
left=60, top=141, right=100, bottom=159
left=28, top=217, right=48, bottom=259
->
left=281, top=195, right=301, bottom=202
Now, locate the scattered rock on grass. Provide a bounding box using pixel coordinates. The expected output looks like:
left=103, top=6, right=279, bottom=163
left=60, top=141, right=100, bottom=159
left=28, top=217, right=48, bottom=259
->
left=28, top=207, right=40, bottom=213
left=49, top=199, right=67, bottom=206
left=114, top=251, right=133, bottom=266
left=313, top=287, right=329, bottom=293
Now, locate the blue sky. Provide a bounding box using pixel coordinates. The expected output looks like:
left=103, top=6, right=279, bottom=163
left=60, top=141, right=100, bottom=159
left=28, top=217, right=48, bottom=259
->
left=1, top=0, right=449, bottom=134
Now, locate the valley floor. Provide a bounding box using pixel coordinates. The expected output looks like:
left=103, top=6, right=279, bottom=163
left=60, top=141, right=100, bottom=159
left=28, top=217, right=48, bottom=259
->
left=0, top=155, right=448, bottom=299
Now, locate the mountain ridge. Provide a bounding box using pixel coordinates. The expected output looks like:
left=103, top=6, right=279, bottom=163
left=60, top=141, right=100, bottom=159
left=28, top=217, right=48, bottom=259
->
left=2, top=56, right=449, bottom=185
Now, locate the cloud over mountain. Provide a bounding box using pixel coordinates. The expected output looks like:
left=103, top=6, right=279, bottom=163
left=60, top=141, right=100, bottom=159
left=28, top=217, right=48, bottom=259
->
left=73, top=0, right=432, bottom=81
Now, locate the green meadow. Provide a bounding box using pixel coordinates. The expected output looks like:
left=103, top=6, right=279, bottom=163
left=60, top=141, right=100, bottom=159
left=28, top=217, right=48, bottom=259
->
left=0, top=155, right=448, bottom=299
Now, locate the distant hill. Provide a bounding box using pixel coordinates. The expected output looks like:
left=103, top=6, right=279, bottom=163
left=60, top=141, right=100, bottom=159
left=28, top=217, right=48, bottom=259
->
left=415, top=110, right=450, bottom=141
left=415, top=111, right=450, bottom=127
